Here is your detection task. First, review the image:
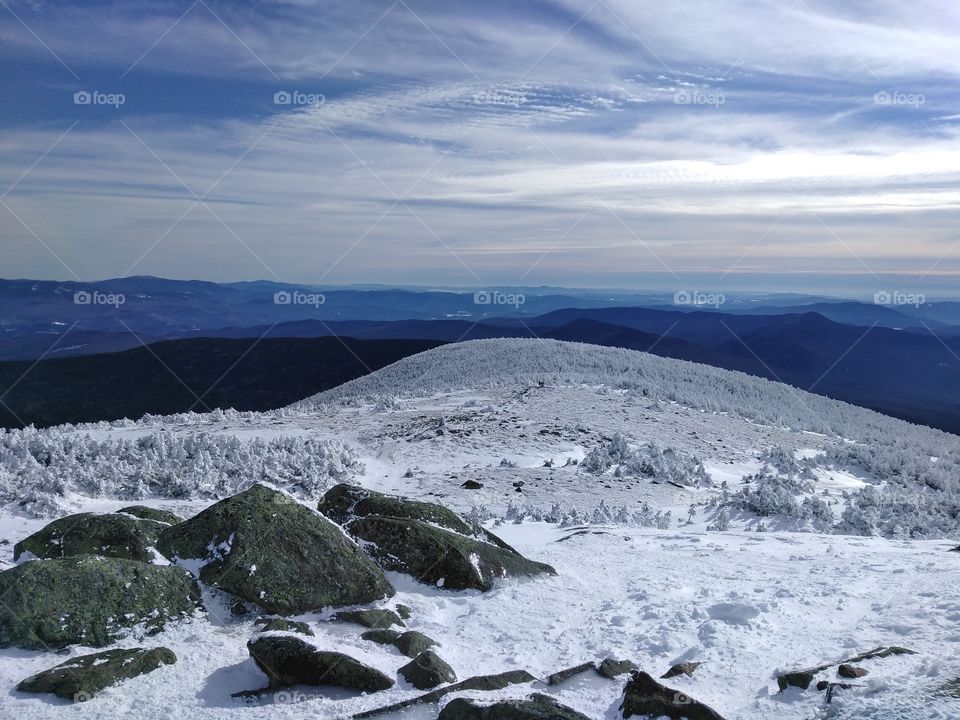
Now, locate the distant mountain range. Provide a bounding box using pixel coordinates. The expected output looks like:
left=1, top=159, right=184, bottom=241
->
left=2, top=277, right=960, bottom=433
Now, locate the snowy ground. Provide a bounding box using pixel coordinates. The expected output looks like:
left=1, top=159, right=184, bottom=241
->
left=1, top=340, right=959, bottom=718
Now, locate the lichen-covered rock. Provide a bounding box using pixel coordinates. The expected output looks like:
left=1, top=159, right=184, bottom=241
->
left=0, top=556, right=202, bottom=649
left=247, top=634, right=393, bottom=692
left=117, top=506, right=184, bottom=526
left=399, top=650, right=456, bottom=689
left=13, top=513, right=167, bottom=563
left=439, top=693, right=592, bottom=720
left=334, top=609, right=405, bottom=629
left=621, top=671, right=727, bottom=720
left=661, top=661, right=702, bottom=679
left=254, top=618, right=314, bottom=636
left=16, top=647, right=176, bottom=700
left=344, top=515, right=555, bottom=591
left=156, top=484, right=393, bottom=615
left=395, top=603, right=413, bottom=620
left=598, top=657, right=639, bottom=679
left=361, top=629, right=437, bottom=658
left=318, top=484, right=515, bottom=551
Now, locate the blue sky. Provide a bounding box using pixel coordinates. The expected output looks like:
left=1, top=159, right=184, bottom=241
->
left=1, top=0, right=958, bottom=295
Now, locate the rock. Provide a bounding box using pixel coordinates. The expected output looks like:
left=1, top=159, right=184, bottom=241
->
left=17, top=647, right=176, bottom=700
left=354, top=669, right=536, bottom=719
left=156, top=484, right=394, bottom=615
left=439, top=693, right=592, bottom=720
left=621, top=671, right=727, bottom=720
left=318, top=484, right=515, bottom=551
left=254, top=618, right=314, bottom=636
left=13, top=513, right=167, bottom=563
left=547, top=662, right=595, bottom=686
left=399, top=650, right=457, bottom=689
left=598, top=657, right=639, bottom=679
left=246, top=635, right=393, bottom=692
left=461, top=481, right=484, bottom=490
left=344, top=515, right=555, bottom=591
left=0, top=556, right=201, bottom=649
left=396, top=603, right=413, bottom=620
left=334, top=609, right=405, bottom=629
left=777, top=646, right=914, bottom=691
left=837, top=664, right=868, bottom=679
left=395, top=631, right=438, bottom=658
left=117, top=506, right=184, bottom=526
left=361, top=629, right=401, bottom=645
left=661, top=661, right=702, bottom=679
left=361, top=629, right=437, bottom=658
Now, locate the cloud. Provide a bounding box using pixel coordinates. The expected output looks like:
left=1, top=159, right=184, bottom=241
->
left=1, top=0, right=958, bottom=287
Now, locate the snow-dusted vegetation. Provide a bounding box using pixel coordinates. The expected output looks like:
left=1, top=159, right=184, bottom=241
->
left=0, top=429, right=361, bottom=516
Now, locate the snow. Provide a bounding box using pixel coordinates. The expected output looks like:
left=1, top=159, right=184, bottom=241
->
left=0, top=339, right=959, bottom=719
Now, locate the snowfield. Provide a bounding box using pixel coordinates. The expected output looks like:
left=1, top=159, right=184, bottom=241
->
left=0, top=339, right=958, bottom=719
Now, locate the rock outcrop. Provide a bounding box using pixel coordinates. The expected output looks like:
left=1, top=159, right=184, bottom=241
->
left=156, top=484, right=394, bottom=615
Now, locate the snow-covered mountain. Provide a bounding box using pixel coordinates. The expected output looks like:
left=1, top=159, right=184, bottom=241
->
left=1, top=339, right=958, bottom=719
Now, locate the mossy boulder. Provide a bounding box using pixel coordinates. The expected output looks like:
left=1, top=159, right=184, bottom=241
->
left=117, top=506, right=184, bottom=526
left=334, top=609, right=405, bottom=629
left=254, top=618, right=314, bottom=636
left=399, top=650, right=456, bottom=689
left=156, top=484, right=394, bottom=615
left=439, top=694, right=593, bottom=720
left=13, top=513, right=167, bottom=563
left=247, top=634, right=394, bottom=692
left=361, top=629, right=437, bottom=658
left=17, top=647, right=176, bottom=700
left=344, top=515, right=556, bottom=591
left=0, top=556, right=202, bottom=649
left=621, top=671, right=727, bottom=720
left=318, top=484, right=516, bottom=551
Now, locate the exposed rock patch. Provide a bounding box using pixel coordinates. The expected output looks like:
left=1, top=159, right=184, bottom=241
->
left=0, top=555, right=201, bottom=649
left=246, top=635, right=394, bottom=693
left=14, top=513, right=167, bottom=563
left=621, top=671, right=727, bottom=720
left=439, top=693, right=592, bottom=720
left=398, top=650, right=456, bottom=689
left=16, top=647, right=176, bottom=700
left=157, top=484, right=393, bottom=615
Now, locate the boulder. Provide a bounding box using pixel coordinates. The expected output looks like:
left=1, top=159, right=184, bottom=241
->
left=334, top=609, right=405, bottom=629
left=246, top=635, right=393, bottom=692
left=396, top=603, right=413, bottom=620
left=0, top=556, right=201, bottom=649
left=399, top=650, right=457, bottom=689
left=13, top=513, right=167, bottom=563
left=354, top=669, right=537, bottom=719
left=621, top=671, right=727, bottom=720
left=661, top=661, right=702, bottom=679
left=439, top=693, right=592, bottom=720
left=361, top=629, right=437, bottom=658
left=837, top=664, right=868, bottom=679
left=344, top=515, right=555, bottom=591
left=17, top=647, right=176, bottom=700
left=156, top=484, right=393, bottom=615
left=318, top=484, right=516, bottom=551
left=117, top=506, right=184, bottom=526
left=254, top=618, right=314, bottom=636
left=777, top=646, right=914, bottom=691
left=461, top=480, right=484, bottom=490
left=598, top=658, right=639, bottom=679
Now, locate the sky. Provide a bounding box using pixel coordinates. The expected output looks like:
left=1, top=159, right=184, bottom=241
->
left=1, top=0, right=959, bottom=296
